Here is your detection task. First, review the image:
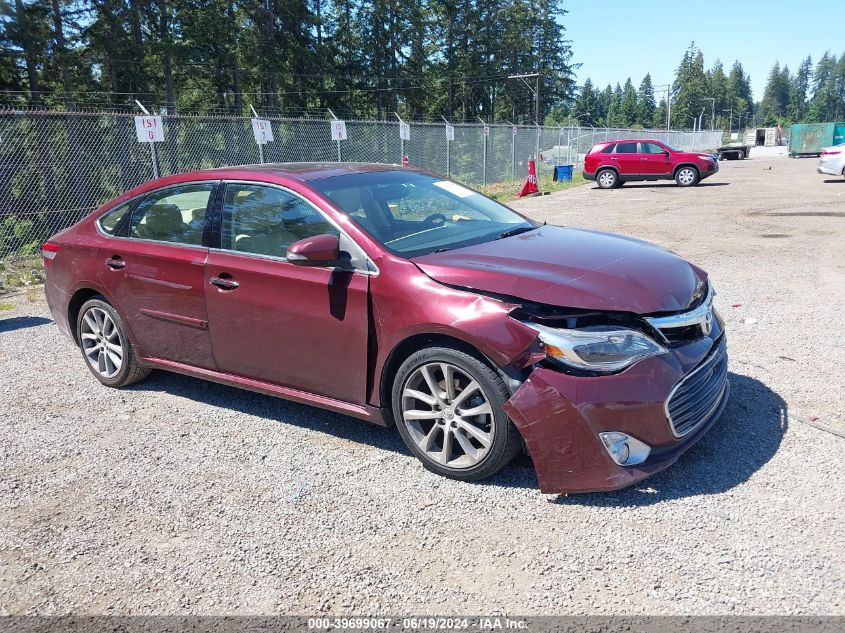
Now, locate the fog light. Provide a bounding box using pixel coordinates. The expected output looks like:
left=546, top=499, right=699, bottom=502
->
left=599, top=432, right=651, bottom=466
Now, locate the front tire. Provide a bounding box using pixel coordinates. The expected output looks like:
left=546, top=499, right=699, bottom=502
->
left=76, top=297, right=150, bottom=387
left=596, top=168, right=619, bottom=189
left=675, top=166, right=699, bottom=187
left=391, top=346, right=522, bottom=481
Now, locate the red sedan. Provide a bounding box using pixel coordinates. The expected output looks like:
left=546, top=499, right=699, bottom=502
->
left=43, top=164, right=728, bottom=493
left=583, top=139, right=719, bottom=188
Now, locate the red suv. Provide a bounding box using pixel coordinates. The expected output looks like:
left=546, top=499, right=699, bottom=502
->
left=43, top=164, right=728, bottom=494
left=584, top=139, right=719, bottom=188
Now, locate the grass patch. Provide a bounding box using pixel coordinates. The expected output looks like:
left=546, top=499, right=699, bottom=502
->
left=0, top=255, right=45, bottom=295
left=480, top=172, right=587, bottom=204
left=0, top=302, right=14, bottom=311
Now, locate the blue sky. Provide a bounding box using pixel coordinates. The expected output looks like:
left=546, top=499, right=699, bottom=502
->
left=563, top=0, right=842, bottom=101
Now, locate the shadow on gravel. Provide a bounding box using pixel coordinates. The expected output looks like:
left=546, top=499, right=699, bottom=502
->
left=127, top=372, right=408, bottom=453
left=553, top=372, right=787, bottom=507
left=0, top=315, right=52, bottom=333
left=822, top=179, right=845, bottom=184
left=592, top=182, right=731, bottom=189
left=127, top=370, right=784, bottom=503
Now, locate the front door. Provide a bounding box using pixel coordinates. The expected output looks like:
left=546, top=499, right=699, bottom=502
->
left=639, top=142, right=673, bottom=176
left=98, top=182, right=218, bottom=370
left=204, top=182, right=370, bottom=405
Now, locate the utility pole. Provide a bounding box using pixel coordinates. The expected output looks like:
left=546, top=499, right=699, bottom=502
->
left=653, top=84, right=671, bottom=130
left=508, top=73, right=540, bottom=124
left=703, top=98, right=716, bottom=130
left=722, top=108, right=733, bottom=133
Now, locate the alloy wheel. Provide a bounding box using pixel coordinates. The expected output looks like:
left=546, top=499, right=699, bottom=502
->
left=678, top=168, right=696, bottom=185
left=80, top=307, right=124, bottom=379
left=598, top=171, right=616, bottom=188
left=401, top=362, right=495, bottom=469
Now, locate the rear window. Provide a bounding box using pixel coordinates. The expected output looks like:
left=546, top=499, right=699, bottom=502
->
left=615, top=142, right=638, bottom=154
left=589, top=143, right=614, bottom=154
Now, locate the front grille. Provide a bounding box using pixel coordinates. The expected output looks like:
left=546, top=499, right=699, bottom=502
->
left=666, top=337, right=728, bottom=437
left=659, top=324, right=704, bottom=345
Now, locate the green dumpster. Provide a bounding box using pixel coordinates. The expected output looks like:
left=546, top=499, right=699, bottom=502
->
left=790, top=122, right=845, bottom=156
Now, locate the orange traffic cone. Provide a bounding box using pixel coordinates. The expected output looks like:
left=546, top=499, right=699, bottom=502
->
left=518, top=159, right=540, bottom=197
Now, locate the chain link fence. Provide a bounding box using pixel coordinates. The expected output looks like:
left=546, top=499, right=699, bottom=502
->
left=0, top=109, right=723, bottom=259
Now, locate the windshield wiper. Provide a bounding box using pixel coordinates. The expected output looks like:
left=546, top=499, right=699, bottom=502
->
left=496, top=226, right=537, bottom=240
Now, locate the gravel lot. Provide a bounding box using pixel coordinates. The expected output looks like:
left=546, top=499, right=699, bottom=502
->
left=1, top=156, right=843, bottom=615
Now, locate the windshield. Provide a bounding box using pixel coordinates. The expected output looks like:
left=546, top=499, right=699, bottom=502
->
left=311, top=171, right=535, bottom=257
left=663, top=142, right=682, bottom=152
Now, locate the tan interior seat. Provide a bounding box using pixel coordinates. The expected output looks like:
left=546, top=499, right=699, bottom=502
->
left=235, top=227, right=301, bottom=257
left=133, top=203, right=185, bottom=241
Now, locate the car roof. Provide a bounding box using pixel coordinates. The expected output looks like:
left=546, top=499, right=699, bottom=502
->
left=179, top=162, right=406, bottom=182
left=600, top=138, right=665, bottom=144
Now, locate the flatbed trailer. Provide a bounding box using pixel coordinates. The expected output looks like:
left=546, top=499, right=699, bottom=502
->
left=716, top=145, right=752, bottom=160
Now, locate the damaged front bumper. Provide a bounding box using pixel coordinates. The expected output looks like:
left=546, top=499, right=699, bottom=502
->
left=503, top=332, right=729, bottom=494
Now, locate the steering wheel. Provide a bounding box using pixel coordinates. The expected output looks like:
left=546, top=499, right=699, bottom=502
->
left=421, top=213, right=448, bottom=227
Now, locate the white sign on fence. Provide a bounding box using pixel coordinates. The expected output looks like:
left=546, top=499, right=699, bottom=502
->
left=483, top=126, right=490, bottom=137
left=251, top=119, right=274, bottom=144
left=134, top=116, right=164, bottom=142
left=331, top=120, right=348, bottom=141
left=446, top=124, right=455, bottom=142
left=512, top=125, right=518, bottom=137
left=399, top=122, right=411, bottom=141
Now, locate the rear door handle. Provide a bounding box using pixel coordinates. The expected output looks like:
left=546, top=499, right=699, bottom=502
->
left=209, top=276, right=239, bottom=290
left=105, top=256, right=125, bottom=269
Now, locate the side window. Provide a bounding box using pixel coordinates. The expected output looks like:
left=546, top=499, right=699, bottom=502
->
left=600, top=143, right=616, bottom=154
left=222, top=184, right=338, bottom=258
left=641, top=143, right=666, bottom=154
left=98, top=202, right=132, bottom=235
left=129, top=183, right=214, bottom=245
left=615, top=142, right=638, bottom=154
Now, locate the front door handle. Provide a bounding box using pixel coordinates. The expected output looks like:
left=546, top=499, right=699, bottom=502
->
left=209, top=276, right=239, bottom=290
left=610, top=157, right=619, bottom=160
left=105, top=256, right=125, bottom=269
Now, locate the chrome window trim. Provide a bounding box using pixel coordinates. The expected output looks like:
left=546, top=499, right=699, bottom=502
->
left=216, top=180, right=380, bottom=276
left=94, top=180, right=219, bottom=247
left=663, top=337, right=728, bottom=438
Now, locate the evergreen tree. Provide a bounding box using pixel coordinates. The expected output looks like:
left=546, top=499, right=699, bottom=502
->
left=760, top=61, right=791, bottom=124
left=726, top=60, right=753, bottom=128
left=636, top=73, right=655, bottom=128
left=572, top=78, right=599, bottom=126
left=618, top=77, right=637, bottom=127
left=672, top=43, right=707, bottom=128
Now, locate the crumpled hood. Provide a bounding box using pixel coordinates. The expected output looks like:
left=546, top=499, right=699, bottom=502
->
left=411, top=225, right=707, bottom=314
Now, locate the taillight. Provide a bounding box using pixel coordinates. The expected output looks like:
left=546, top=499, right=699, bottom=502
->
left=821, top=150, right=841, bottom=156
left=42, top=241, right=60, bottom=265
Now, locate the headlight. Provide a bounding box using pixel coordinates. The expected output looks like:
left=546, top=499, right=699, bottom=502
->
left=522, top=322, right=667, bottom=373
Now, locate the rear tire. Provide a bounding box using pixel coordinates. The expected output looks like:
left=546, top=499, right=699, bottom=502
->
left=596, top=169, right=619, bottom=189
left=675, top=166, right=699, bottom=187
left=76, top=296, right=150, bottom=388
left=391, top=346, right=522, bottom=482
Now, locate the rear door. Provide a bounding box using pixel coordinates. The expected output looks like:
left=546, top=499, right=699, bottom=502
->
left=639, top=142, right=673, bottom=176
left=203, top=182, right=370, bottom=404
left=613, top=141, right=640, bottom=176
left=97, top=181, right=218, bottom=369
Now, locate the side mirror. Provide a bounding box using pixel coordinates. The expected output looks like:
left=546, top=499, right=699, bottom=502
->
left=287, top=234, right=341, bottom=266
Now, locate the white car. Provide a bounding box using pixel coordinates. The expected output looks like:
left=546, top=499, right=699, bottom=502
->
left=817, top=143, right=845, bottom=179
